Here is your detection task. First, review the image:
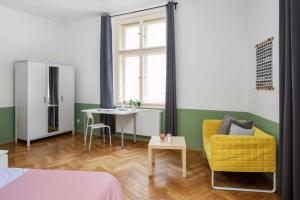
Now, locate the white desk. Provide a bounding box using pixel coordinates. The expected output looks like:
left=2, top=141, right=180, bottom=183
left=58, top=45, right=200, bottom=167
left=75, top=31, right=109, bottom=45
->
left=81, top=108, right=139, bottom=148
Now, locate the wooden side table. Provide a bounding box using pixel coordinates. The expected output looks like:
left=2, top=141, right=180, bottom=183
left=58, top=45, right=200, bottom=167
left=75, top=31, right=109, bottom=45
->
left=148, top=136, right=186, bottom=177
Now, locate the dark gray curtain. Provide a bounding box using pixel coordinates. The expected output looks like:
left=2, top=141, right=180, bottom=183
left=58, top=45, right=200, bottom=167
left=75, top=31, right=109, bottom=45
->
left=100, top=15, right=115, bottom=134
left=279, top=0, right=300, bottom=199
left=165, top=2, right=177, bottom=136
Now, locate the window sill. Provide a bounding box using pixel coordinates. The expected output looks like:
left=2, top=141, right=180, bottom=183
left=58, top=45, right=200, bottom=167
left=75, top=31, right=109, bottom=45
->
left=114, top=104, right=165, bottom=110
left=139, top=105, right=165, bottom=110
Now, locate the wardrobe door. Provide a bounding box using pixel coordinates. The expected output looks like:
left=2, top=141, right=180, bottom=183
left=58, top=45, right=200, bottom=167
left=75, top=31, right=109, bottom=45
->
left=59, top=65, right=74, bottom=132
left=27, top=62, right=48, bottom=139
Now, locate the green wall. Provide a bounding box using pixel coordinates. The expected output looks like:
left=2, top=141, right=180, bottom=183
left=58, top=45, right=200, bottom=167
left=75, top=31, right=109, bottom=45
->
left=176, top=109, right=249, bottom=149
left=0, top=104, right=279, bottom=150
left=75, top=103, right=100, bottom=134
left=0, top=107, right=15, bottom=144
left=75, top=104, right=250, bottom=149
left=74, top=103, right=278, bottom=150
left=248, top=113, right=279, bottom=142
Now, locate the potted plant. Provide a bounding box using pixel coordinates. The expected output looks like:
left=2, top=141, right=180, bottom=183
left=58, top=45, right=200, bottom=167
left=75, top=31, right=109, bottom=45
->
left=128, top=100, right=141, bottom=110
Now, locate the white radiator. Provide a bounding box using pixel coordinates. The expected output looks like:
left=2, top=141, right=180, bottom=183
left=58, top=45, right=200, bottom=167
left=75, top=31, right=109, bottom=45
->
left=116, top=109, right=162, bottom=136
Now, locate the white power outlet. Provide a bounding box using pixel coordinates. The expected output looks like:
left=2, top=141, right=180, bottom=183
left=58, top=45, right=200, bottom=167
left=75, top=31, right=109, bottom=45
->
left=76, top=119, right=80, bottom=123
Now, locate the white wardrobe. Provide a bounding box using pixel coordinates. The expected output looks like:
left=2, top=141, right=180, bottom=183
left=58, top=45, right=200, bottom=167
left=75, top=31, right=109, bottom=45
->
left=15, top=60, right=74, bottom=146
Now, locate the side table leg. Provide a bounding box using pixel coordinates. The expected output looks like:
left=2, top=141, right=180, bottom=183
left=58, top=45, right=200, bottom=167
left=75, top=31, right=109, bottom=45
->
left=148, top=147, right=153, bottom=176
left=182, top=148, right=186, bottom=177
left=152, top=149, right=155, bottom=165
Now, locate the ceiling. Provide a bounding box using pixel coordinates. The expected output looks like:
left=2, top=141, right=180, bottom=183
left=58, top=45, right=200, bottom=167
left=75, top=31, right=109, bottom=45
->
left=0, top=0, right=166, bottom=23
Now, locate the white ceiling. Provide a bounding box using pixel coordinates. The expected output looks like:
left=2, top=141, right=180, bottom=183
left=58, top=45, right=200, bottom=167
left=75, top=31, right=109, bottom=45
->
left=0, top=0, right=166, bottom=23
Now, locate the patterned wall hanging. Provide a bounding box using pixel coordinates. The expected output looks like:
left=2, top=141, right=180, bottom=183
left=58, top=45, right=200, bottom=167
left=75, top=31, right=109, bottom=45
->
left=255, top=37, right=274, bottom=90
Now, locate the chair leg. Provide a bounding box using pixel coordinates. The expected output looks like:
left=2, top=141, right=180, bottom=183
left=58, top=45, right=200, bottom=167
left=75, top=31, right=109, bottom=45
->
left=108, top=127, right=111, bottom=147
left=88, top=128, right=93, bottom=150
left=103, top=128, right=106, bottom=143
left=84, top=125, right=89, bottom=145
left=211, top=171, right=276, bottom=193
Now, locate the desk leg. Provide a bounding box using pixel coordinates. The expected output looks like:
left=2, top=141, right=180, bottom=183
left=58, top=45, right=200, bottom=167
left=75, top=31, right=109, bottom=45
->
left=53, top=107, right=56, bottom=129
left=182, top=148, right=187, bottom=177
left=134, top=113, right=136, bottom=144
left=148, top=147, right=153, bottom=176
left=121, top=115, right=124, bottom=148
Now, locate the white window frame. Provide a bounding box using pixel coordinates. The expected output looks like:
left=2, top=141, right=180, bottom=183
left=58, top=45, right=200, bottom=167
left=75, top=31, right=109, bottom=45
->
left=113, top=11, right=166, bottom=107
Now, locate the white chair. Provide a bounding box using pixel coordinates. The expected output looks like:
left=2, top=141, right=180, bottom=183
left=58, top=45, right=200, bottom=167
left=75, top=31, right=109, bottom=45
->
left=84, top=111, right=111, bottom=150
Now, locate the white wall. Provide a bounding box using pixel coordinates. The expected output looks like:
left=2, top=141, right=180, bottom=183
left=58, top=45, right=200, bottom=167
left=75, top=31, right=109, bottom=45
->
left=247, top=0, right=279, bottom=122
left=0, top=0, right=278, bottom=122
left=0, top=5, right=65, bottom=108
left=65, top=0, right=250, bottom=112
left=175, top=0, right=249, bottom=111
left=64, top=17, right=101, bottom=104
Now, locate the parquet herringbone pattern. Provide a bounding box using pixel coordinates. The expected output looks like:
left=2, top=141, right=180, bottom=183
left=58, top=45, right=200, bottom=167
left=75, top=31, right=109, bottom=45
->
left=0, top=133, right=280, bottom=200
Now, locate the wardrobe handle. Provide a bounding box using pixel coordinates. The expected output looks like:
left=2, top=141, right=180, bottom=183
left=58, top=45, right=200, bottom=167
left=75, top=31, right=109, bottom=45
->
left=43, top=97, right=46, bottom=103
left=61, top=96, right=63, bottom=102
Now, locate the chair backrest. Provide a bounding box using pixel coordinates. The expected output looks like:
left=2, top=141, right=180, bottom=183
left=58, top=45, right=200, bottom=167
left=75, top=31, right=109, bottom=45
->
left=85, top=111, right=93, bottom=120
left=85, top=111, right=94, bottom=126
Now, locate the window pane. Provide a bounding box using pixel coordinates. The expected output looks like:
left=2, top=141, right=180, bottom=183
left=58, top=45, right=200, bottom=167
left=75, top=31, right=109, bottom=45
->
left=123, top=56, right=140, bottom=101
left=144, top=20, right=166, bottom=48
left=123, top=24, right=140, bottom=50
left=143, top=54, right=166, bottom=104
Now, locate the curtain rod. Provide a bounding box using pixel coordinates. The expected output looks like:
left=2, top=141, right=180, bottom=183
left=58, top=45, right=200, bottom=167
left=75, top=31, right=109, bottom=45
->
left=110, top=2, right=178, bottom=18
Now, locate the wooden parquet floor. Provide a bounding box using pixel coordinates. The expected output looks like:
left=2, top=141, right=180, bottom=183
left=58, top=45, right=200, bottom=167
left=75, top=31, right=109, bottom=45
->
left=0, top=133, right=280, bottom=200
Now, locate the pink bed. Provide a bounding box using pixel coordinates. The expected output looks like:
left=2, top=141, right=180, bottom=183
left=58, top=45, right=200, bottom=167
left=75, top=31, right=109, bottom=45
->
left=0, top=168, right=123, bottom=200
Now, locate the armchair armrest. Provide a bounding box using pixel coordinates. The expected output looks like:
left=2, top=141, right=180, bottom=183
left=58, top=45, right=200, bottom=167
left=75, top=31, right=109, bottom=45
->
left=209, top=134, right=276, bottom=172
left=202, top=120, right=222, bottom=139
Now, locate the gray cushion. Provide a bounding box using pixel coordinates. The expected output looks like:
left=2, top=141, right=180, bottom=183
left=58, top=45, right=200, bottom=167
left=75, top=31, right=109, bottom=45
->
left=229, top=124, right=254, bottom=136
left=218, top=115, right=237, bottom=135
left=231, top=120, right=253, bottom=129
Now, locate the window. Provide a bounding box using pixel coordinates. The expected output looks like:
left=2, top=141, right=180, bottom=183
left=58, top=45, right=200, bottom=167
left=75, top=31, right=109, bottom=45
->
left=115, top=13, right=166, bottom=106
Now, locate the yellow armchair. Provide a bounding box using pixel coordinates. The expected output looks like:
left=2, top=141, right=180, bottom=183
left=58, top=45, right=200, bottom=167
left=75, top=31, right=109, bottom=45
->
left=202, top=120, right=277, bottom=193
